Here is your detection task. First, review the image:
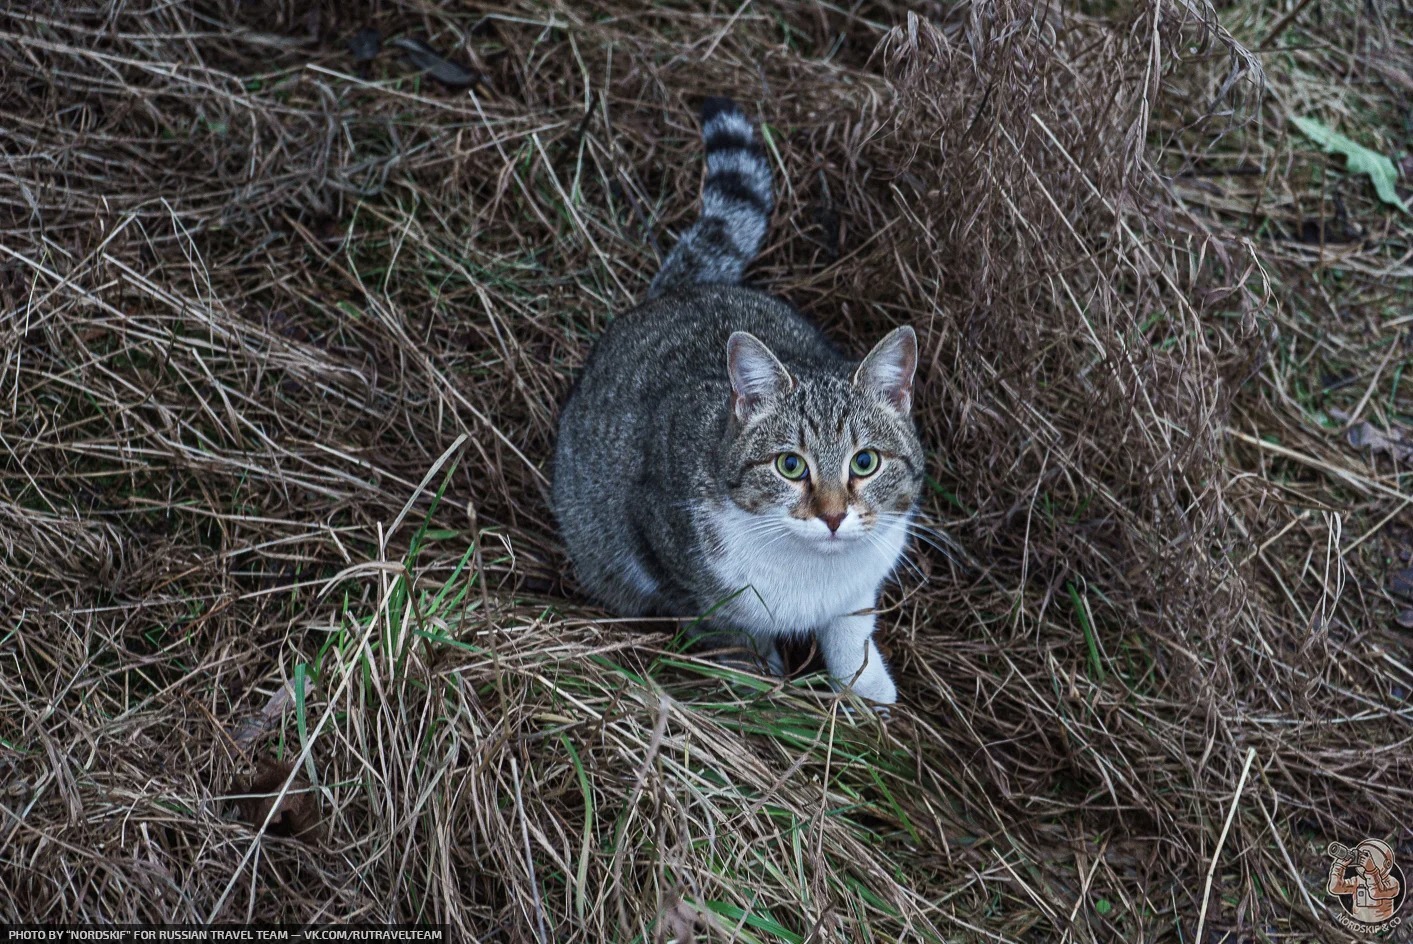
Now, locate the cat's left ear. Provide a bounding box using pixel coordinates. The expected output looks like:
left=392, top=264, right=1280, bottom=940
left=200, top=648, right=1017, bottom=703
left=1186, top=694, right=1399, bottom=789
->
left=854, top=326, right=917, bottom=414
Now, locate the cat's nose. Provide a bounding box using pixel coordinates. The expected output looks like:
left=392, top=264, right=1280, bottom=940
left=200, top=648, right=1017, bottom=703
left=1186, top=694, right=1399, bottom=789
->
left=820, top=511, right=846, bottom=533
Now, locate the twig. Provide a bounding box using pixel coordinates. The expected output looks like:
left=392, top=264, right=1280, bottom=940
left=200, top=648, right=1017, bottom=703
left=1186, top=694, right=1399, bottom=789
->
left=512, top=756, right=550, bottom=944
left=1195, top=747, right=1258, bottom=943
left=1260, top=0, right=1319, bottom=49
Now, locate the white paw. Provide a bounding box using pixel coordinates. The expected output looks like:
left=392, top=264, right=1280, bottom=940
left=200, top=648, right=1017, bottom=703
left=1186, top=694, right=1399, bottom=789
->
left=851, top=671, right=897, bottom=706
left=818, top=616, right=896, bottom=709
left=842, top=673, right=896, bottom=707
left=841, top=644, right=896, bottom=705
left=830, top=659, right=896, bottom=711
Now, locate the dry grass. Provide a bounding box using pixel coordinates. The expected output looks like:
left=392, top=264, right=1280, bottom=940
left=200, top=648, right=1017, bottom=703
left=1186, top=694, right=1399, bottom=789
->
left=2, top=0, right=1411, bottom=941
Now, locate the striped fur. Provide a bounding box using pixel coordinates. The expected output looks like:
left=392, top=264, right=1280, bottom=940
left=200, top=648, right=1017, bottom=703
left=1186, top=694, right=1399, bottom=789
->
left=648, top=97, right=774, bottom=299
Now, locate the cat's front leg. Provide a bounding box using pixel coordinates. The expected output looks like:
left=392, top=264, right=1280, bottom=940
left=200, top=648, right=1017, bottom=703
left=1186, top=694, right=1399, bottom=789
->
left=818, top=611, right=897, bottom=705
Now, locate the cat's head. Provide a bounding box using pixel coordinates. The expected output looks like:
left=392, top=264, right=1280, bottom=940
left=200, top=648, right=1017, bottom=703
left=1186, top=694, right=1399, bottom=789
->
left=721, top=328, right=924, bottom=550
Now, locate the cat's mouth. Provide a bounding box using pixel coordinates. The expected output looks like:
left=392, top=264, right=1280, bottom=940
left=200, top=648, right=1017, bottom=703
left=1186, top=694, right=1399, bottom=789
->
left=801, top=527, right=865, bottom=552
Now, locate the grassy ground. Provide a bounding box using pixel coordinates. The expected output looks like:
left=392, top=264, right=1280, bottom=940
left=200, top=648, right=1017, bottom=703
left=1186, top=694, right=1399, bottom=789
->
left=2, top=0, right=1410, bottom=941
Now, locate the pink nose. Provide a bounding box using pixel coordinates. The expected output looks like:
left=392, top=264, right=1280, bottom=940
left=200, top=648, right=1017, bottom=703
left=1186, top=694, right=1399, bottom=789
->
left=820, top=512, right=845, bottom=533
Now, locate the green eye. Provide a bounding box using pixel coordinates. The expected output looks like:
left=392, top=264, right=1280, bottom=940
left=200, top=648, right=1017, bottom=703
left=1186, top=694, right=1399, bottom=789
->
left=850, top=449, right=880, bottom=477
left=775, top=452, right=809, bottom=480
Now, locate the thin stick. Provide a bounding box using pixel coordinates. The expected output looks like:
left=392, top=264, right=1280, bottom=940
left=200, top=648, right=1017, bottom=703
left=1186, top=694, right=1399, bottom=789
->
left=1195, top=747, right=1258, bottom=944
left=1342, top=495, right=1413, bottom=559
left=1260, top=0, right=1319, bottom=49
left=512, top=756, right=550, bottom=944
left=1227, top=427, right=1413, bottom=503
left=1341, top=340, right=1399, bottom=432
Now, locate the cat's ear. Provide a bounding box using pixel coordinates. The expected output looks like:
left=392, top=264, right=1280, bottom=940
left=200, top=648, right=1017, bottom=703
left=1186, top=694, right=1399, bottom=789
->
left=727, top=331, right=793, bottom=422
left=854, top=326, right=917, bottom=414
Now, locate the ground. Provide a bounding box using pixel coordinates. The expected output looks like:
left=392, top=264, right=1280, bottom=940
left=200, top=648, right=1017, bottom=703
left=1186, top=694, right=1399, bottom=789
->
left=2, top=1, right=1411, bottom=941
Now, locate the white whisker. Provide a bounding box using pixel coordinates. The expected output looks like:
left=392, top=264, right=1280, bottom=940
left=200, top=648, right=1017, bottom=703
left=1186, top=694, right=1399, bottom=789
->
left=862, top=527, right=925, bottom=584
left=876, top=513, right=973, bottom=568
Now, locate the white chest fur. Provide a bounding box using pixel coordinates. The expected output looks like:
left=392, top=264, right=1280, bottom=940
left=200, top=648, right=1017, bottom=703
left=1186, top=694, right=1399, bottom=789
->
left=699, top=501, right=908, bottom=636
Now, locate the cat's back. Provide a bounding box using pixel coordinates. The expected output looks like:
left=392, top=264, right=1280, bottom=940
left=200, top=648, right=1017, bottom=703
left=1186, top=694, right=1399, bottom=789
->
left=574, top=285, right=841, bottom=396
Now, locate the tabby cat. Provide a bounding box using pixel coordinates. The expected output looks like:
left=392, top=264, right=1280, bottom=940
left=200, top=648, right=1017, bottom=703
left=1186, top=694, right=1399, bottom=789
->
left=553, top=97, right=923, bottom=705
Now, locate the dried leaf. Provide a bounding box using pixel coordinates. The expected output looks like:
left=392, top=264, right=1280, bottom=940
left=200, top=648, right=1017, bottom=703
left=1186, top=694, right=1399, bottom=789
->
left=1291, top=116, right=1409, bottom=214
left=388, top=37, right=482, bottom=88
left=230, top=679, right=304, bottom=753
left=655, top=893, right=704, bottom=944
left=233, top=758, right=322, bottom=842
left=1346, top=421, right=1413, bottom=463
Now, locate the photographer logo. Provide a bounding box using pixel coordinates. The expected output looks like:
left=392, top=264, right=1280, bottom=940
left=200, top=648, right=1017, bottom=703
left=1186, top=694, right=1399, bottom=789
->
left=1325, top=839, right=1405, bottom=934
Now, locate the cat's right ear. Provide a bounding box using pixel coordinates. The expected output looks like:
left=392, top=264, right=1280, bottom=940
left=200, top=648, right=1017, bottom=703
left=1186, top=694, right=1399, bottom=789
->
left=727, top=331, right=793, bottom=423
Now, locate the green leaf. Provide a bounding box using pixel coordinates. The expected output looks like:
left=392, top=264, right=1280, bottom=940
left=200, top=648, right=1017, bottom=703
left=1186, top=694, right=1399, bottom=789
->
left=1290, top=116, right=1409, bottom=214
left=702, top=901, right=803, bottom=943
left=1067, top=582, right=1105, bottom=684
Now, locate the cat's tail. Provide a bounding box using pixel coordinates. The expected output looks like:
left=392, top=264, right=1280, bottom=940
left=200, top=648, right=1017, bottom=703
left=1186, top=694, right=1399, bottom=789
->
left=647, top=97, right=774, bottom=299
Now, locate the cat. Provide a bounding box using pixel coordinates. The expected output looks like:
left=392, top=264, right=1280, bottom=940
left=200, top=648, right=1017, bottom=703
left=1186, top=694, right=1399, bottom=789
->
left=553, top=97, right=923, bottom=705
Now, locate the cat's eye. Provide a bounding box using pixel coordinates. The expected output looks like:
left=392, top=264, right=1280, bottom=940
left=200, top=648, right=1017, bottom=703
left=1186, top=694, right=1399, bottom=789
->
left=850, top=449, right=881, bottom=477
left=775, top=452, right=809, bottom=480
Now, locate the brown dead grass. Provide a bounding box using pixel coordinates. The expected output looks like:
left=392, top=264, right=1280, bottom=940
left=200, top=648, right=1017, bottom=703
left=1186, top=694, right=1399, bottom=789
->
left=2, top=0, right=1410, bottom=941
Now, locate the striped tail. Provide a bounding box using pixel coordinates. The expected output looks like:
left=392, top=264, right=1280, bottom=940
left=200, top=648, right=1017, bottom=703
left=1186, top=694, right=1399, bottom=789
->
left=647, top=97, right=774, bottom=299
